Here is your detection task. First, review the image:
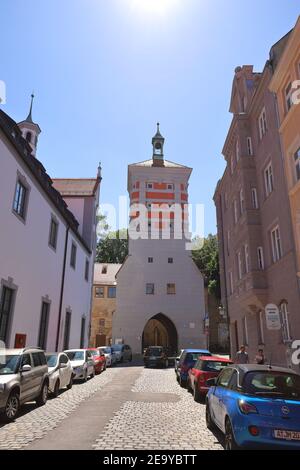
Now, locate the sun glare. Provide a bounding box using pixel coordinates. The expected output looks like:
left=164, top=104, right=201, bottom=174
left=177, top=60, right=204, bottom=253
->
left=129, top=0, right=178, bottom=16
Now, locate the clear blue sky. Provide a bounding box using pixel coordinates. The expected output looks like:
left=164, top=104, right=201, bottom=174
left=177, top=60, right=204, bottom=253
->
left=1, top=1, right=299, bottom=235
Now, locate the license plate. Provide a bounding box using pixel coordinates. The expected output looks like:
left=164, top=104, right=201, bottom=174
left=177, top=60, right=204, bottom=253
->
left=274, top=430, right=300, bottom=441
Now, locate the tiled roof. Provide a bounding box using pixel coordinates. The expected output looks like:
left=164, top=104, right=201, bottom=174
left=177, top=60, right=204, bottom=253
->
left=52, top=178, right=99, bottom=196
left=94, top=263, right=122, bottom=285
left=130, top=159, right=190, bottom=169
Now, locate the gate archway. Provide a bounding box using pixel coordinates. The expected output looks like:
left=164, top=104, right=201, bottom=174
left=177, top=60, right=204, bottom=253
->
left=142, top=313, right=178, bottom=355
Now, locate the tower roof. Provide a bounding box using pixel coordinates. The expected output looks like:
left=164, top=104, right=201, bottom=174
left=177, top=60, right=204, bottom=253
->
left=129, top=158, right=191, bottom=169
left=18, top=93, right=41, bottom=132
left=152, top=122, right=164, bottom=142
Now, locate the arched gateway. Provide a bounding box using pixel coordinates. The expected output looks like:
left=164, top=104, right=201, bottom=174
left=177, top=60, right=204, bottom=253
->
left=142, top=313, right=178, bottom=355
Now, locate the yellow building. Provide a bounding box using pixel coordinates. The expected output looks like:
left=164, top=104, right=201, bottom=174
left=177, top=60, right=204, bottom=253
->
left=90, top=263, right=121, bottom=347
left=270, top=16, right=300, bottom=277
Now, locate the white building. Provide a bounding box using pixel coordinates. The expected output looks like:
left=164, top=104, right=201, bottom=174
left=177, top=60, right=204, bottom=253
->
left=0, top=99, right=100, bottom=351
left=112, top=125, right=206, bottom=354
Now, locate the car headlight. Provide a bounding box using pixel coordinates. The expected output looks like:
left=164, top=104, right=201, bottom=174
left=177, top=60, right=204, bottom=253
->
left=0, top=383, right=5, bottom=393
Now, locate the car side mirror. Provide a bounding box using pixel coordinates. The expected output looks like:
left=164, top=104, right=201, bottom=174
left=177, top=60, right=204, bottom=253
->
left=21, top=364, right=32, bottom=373
left=206, top=377, right=217, bottom=387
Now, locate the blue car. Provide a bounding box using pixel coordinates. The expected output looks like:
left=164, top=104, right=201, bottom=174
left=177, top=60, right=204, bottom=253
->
left=176, top=348, right=211, bottom=387
left=206, top=364, right=300, bottom=449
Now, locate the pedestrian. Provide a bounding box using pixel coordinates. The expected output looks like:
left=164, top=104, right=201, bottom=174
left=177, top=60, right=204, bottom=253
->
left=255, top=349, right=265, bottom=365
left=235, top=345, right=249, bottom=364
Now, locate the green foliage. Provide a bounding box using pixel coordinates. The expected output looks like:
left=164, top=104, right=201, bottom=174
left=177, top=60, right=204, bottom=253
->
left=96, top=228, right=128, bottom=264
left=192, top=234, right=221, bottom=299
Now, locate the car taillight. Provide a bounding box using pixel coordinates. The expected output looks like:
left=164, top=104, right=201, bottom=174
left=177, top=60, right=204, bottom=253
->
left=238, top=399, right=258, bottom=415
left=248, top=426, right=260, bottom=437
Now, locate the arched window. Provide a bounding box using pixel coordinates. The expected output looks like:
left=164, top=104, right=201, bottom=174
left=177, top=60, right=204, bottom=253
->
left=25, top=131, right=32, bottom=143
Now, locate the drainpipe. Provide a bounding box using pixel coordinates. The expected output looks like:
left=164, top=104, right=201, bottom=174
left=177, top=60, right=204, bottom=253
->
left=55, top=226, right=69, bottom=351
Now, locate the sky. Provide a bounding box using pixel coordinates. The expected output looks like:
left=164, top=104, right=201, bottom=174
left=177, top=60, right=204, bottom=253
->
left=0, top=0, right=299, bottom=236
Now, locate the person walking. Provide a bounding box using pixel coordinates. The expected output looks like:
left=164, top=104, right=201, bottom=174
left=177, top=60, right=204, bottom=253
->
left=255, top=349, right=265, bottom=365
left=235, top=345, right=249, bottom=364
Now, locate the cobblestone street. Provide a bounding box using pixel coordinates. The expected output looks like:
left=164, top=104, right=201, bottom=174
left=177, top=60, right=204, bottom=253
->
left=0, top=364, right=223, bottom=450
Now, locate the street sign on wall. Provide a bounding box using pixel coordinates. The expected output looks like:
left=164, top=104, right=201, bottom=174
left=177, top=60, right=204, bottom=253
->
left=265, top=304, right=281, bottom=330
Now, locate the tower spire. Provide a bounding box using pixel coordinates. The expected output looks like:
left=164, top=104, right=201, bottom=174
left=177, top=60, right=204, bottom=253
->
left=152, top=122, right=165, bottom=166
left=26, top=93, right=35, bottom=123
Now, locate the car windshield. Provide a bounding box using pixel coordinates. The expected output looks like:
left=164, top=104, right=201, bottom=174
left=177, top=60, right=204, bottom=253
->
left=112, top=345, right=122, bottom=352
left=185, top=353, right=204, bottom=363
left=46, top=354, right=58, bottom=367
left=89, top=350, right=99, bottom=357
left=100, top=348, right=111, bottom=354
left=66, top=351, right=84, bottom=361
left=146, top=348, right=163, bottom=357
left=244, top=371, right=300, bottom=400
left=0, top=354, right=20, bottom=375
left=202, top=361, right=231, bottom=372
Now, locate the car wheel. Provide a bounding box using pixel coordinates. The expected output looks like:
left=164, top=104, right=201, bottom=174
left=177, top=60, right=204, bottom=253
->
left=187, top=379, right=192, bottom=394
left=36, top=382, right=48, bottom=407
left=53, top=380, right=60, bottom=398
left=83, top=370, right=88, bottom=382
left=205, top=404, right=215, bottom=431
left=129, top=355, right=133, bottom=362
left=225, top=419, right=239, bottom=450
left=91, top=368, right=95, bottom=378
left=67, top=376, right=73, bottom=390
left=193, top=383, right=202, bottom=402
left=179, top=376, right=186, bottom=388
left=4, top=392, right=20, bottom=422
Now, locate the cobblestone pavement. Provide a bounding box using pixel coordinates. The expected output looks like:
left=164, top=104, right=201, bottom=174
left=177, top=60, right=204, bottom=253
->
left=0, top=368, right=118, bottom=450
left=93, top=368, right=223, bottom=450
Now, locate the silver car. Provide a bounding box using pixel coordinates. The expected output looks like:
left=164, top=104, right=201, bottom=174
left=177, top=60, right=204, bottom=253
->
left=46, top=352, right=73, bottom=396
left=64, top=349, right=95, bottom=382
left=0, top=348, right=49, bottom=422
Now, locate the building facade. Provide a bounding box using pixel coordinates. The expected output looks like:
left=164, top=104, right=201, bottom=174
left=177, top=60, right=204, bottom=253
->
left=0, top=103, right=100, bottom=351
left=214, top=31, right=300, bottom=367
left=90, top=263, right=121, bottom=347
left=269, top=16, right=300, bottom=289
left=112, top=126, right=206, bottom=355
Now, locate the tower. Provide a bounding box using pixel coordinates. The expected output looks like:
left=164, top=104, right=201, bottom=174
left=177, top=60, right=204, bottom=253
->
left=112, top=125, right=206, bottom=354
left=18, top=94, right=41, bottom=156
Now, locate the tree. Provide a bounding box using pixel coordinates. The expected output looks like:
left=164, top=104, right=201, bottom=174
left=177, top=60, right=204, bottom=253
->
left=192, top=234, right=220, bottom=299
left=96, top=228, right=129, bottom=264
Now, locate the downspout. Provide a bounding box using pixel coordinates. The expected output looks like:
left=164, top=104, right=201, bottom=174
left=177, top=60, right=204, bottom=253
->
left=55, top=226, right=69, bottom=351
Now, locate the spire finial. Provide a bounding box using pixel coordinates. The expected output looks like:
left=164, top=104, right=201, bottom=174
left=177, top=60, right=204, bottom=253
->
left=26, top=92, right=35, bottom=122
left=157, top=122, right=160, bottom=132
left=97, top=162, right=102, bottom=178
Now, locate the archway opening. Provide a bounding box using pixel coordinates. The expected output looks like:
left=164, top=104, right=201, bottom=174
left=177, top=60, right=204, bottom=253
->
left=142, top=313, right=178, bottom=355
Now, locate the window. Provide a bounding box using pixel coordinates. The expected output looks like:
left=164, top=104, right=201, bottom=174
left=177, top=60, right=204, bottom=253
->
left=38, top=301, right=50, bottom=350
left=257, top=311, right=264, bottom=345
left=80, top=316, right=86, bottom=349
left=108, top=287, right=116, bottom=298
left=264, top=163, right=274, bottom=196
left=229, top=271, right=233, bottom=295
left=102, top=265, right=107, bottom=274
left=247, top=137, right=253, bottom=156
left=230, top=155, right=234, bottom=174
left=233, top=200, right=238, bottom=224
left=218, top=368, right=234, bottom=388
left=99, top=318, right=105, bottom=328
left=13, top=180, right=27, bottom=219
left=147, top=183, right=153, bottom=189
left=63, top=311, right=72, bottom=350
left=49, top=217, right=58, bottom=250
left=148, top=257, right=153, bottom=263
left=251, top=188, right=259, bottom=209
left=167, top=184, right=174, bottom=190
left=70, top=243, right=77, bottom=269
left=95, top=287, right=104, bottom=298
left=0, top=287, right=14, bottom=343
left=271, top=226, right=282, bottom=263
left=280, top=302, right=291, bottom=342
left=146, top=283, right=154, bottom=295
left=237, top=251, right=242, bottom=280
left=258, top=107, right=267, bottom=140
left=244, top=244, right=250, bottom=274
left=239, top=188, right=245, bottom=214
left=285, top=82, right=293, bottom=112
left=168, top=258, right=173, bottom=264
left=243, top=316, right=249, bottom=345
left=85, top=259, right=89, bottom=281
left=25, top=131, right=32, bottom=143
left=167, top=283, right=176, bottom=295
left=236, top=139, right=240, bottom=162
left=294, top=148, right=300, bottom=182
left=257, top=247, right=265, bottom=270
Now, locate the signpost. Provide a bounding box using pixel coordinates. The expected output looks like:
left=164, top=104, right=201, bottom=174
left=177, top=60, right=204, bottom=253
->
left=265, top=304, right=281, bottom=330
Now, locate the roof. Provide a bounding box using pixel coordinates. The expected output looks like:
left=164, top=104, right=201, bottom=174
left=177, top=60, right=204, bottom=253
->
left=94, top=263, right=122, bottom=285
left=52, top=178, right=99, bottom=197
left=129, top=159, right=191, bottom=169
left=198, top=355, right=233, bottom=362
left=236, top=364, right=300, bottom=375
left=184, top=349, right=211, bottom=354
left=0, top=109, right=93, bottom=254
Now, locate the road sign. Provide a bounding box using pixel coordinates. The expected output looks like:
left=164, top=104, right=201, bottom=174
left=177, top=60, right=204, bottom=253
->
left=265, top=304, right=281, bottom=330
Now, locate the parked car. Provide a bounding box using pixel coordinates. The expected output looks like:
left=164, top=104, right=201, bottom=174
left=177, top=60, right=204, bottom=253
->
left=144, top=346, right=169, bottom=368
left=46, top=352, right=73, bottom=397
left=111, top=344, right=132, bottom=363
left=98, top=346, right=115, bottom=367
left=175, top=349, right=184, bottom=376
left=188, top=356, right=233, bottom=402
left=0, top=347, right=49, bottom=422
left=87, top=348, right=106, bottom=374
left=206, top=364, right=300, bottom=450
left=64, top=349, right=95, bottom=382
left=176, top=349, right=212, bottom=387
